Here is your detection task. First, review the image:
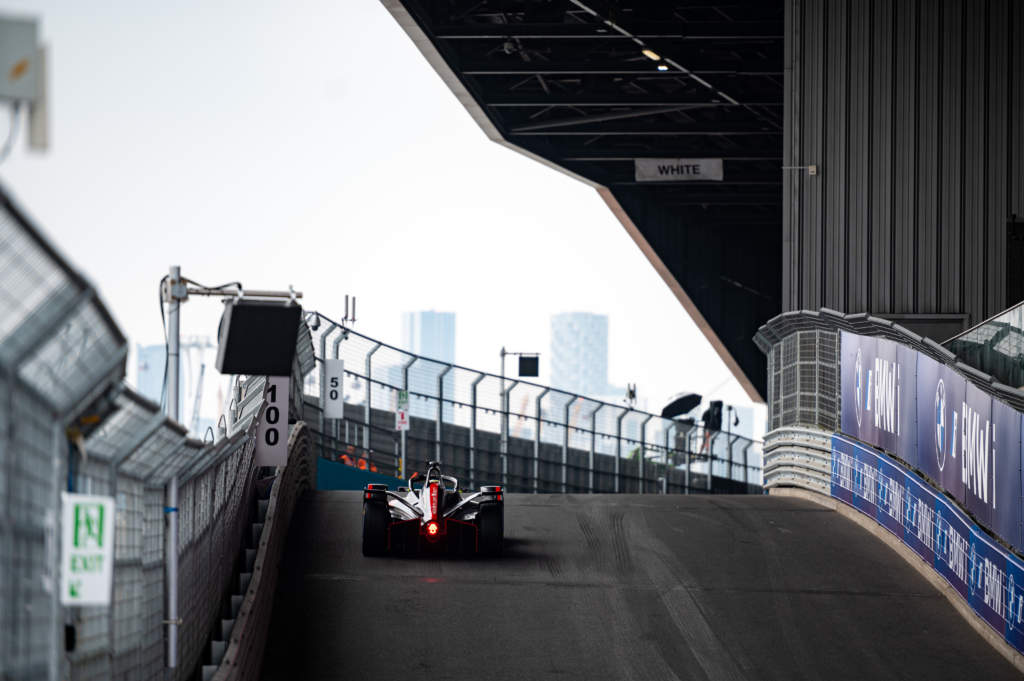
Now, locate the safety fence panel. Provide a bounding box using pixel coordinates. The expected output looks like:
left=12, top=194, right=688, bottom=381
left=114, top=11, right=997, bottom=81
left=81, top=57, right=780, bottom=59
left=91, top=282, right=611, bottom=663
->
left=0, top=182, right=317, bottom=681
left=303, top=312, right=763, bottom=495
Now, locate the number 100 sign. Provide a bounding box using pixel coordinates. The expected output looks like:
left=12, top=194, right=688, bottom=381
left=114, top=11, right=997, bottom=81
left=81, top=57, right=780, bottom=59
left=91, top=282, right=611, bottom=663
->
left=255, top=376, right=290, bottom=466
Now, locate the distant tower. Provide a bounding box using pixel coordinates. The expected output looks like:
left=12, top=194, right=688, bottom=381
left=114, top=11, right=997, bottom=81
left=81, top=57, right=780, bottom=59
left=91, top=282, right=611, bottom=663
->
left=401, top=311, right=456, bottom=420
left=550, top=313, right=609, bottom=396
left=402, top=311, right=455, bottom=363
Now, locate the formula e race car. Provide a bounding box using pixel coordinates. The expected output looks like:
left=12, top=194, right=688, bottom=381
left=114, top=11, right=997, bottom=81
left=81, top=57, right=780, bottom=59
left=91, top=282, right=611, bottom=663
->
left=362, top=461, right=504, bottom=557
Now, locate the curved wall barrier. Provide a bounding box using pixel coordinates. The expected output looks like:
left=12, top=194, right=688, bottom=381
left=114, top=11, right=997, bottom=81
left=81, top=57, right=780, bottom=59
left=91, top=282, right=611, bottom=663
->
left=210, top=420, right=315, bottom=681
left=839, top=331, right=1023, bottom=554
left=831, top=434, right=1024, bottom=655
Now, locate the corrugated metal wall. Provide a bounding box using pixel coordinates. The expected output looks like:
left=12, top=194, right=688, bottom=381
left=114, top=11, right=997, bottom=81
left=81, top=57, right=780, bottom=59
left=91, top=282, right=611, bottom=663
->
left=783, top=0, right=1024, bottom=327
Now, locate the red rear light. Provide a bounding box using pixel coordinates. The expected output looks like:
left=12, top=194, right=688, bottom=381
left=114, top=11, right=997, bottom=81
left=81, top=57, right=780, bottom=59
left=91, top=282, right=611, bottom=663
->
left=364, top=491, right=371, bottom=500
left=497, top=493, right=503, bottom=502
left=426, top=521, right=439, bottom=536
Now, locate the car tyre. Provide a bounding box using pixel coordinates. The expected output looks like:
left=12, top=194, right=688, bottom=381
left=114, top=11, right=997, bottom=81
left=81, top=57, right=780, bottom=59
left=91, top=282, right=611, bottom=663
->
left=362, top=502, right=388, bottom=556
left=477, top=502, right=503, bottom=557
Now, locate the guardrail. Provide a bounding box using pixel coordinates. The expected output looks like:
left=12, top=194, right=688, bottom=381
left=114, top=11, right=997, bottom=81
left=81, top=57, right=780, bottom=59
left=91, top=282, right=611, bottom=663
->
left=763, top=426, right=832, bottom=494
left=303, top=312, right=764, bottom=494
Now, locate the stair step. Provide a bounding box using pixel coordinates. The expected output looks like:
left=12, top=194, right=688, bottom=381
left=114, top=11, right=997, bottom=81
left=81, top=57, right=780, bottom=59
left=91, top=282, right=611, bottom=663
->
left=230, top=594, right=243, bottom=618
left=257, top=499, right=269, bottom=522
left=244, top=549, right=256, bottom=571
left=210, top=640, right=227, bottom=665
left=238, top=572, right=252, bottom=594
left=221, top=619, right=234, bottom=640
left=251, top=523, right=264, bottom=545
left=202, top=665, right=218, bottom=681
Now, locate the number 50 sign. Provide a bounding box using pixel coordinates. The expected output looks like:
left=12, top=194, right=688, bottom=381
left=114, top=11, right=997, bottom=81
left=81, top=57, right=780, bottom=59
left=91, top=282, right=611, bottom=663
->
left=255, top=376, right=290, bottom=465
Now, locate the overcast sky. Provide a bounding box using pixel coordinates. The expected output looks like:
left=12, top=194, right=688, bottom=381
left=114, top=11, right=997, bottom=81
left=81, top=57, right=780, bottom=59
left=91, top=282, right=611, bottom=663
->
left=0, top=0, right=765, bottom=434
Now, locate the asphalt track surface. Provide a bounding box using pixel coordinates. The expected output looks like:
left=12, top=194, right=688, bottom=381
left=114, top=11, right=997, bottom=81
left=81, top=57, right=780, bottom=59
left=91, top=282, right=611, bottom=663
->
left=261, top=492, right=1022, bottom=680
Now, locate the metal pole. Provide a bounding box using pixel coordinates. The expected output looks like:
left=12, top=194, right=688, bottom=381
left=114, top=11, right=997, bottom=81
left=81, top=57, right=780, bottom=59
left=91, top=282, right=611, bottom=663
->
left=501, top=380, right=517, bottom=488
left=639, top=415, right=653, bottom=494
left=728, top=434, right=740, bottom=483
left=616, top=409, right=628, bottom=494
left=562, top=396, right=575, bottom=493
left=318, top=323, right=338, bottom=459
left=364, top=343, right=381, bottom=450
left=663, top=422, right=673, bottom=494
left=332, top=333, right=345, bottom=449
left=707, top=432, right=716, bottom=492
left=165, top=265, right=181, bottom=669
left=469, top=374, right=485, bottom=489
left=500, top=347, right=507, bottom=474
left=401, top=357, right=416, bottom=478
left=436, top=365, right=453, bottom=463
left=534, top=388, right=550, bottom=494
left=590, top=404, right=603, bottom=493
left=743, top=441, right=752, bottom=488
left=726, top=406, right=732, bottom=482
left=684, top=430, right=691, bottom=494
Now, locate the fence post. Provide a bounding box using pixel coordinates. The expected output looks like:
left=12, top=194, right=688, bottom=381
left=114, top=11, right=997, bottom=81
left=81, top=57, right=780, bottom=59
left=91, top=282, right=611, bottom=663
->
left=728, top=434, right=740, bottom=483
left=562, top=395, right=575, bottom=493
left=638, top=415, right=653, bottom=494
left=332, top=332, right=346, bottom=451
left=436, top=365, right=453, bottom=464
left=684, top=430, right=691, bottom=494
left=707, top=432, right=717, bottom=492
left=590, top=403, right=603, bottom=493
left=616, top=409, right=629, bottom=494
left=401, top=357, right=416, bottom=479
left=743, top=441, right=752, bottom=487
left=469, top=373, right=485, bottom=490
left=364, top=343, right=382, bottom=450
left=663, top=421, right=674, bottom=494
left=534, top=388, right=550, bottom=494
left=318, top=323, right=338, bottom=459
left=501, top=381, right=518, bottom=488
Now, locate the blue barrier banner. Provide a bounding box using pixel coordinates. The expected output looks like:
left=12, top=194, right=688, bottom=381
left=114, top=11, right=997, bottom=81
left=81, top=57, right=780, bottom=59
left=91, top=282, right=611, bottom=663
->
left=961, top=384, right=994, bottom=529
left=831, top=437, right=856, bottom=507
left=840, top=332, right=917, bottom=464
left=934, top=492, right=972, bottom=600
left=851, top=444, right=878, bottom=518
left=902, top=472, right=937, bottom=565
left=876, top=455, right=905, bottom=539
left=991, top=398, right=1022, bottom=550
left=841, top=330, right=1023, bottom=555
left=1005, top=553, right=1024, bottom=649
left=916, top=354, right=969, bottom=503
left=970, top=528, right=1010, bottom=635
left=831, top=433, right=1024, bottom=655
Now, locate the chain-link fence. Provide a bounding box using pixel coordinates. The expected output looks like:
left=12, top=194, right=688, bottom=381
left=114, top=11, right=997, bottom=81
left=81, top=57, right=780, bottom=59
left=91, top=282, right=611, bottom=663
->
left=302, top=312, right=763, bottom=494
left=0, top=183, right=316, bottom=681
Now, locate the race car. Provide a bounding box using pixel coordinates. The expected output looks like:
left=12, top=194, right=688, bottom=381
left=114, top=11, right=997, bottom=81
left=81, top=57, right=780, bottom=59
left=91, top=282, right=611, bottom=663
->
left=361, top=461, right=504, bottom=556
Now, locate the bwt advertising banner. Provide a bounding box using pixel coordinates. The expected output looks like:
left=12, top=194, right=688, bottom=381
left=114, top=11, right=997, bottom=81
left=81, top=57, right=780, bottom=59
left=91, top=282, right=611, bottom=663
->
left=831, top=435, right=1024, bottom=655
left=840, top=331, right=1024, bottom=551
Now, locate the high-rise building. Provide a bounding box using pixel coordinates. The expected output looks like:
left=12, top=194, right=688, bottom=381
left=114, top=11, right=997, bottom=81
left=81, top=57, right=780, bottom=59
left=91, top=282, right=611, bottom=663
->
left=550, top=312, right=609, bottom=397
left=401, top=311, right=456, bottom=421
left=402, top=311, right=455, bottom=364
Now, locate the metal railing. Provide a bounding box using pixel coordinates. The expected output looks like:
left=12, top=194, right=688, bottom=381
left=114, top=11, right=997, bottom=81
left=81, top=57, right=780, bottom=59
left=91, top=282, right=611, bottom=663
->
left=0, top=183, right=317, bottom=681
left=302, top=312, right=763, bottom=494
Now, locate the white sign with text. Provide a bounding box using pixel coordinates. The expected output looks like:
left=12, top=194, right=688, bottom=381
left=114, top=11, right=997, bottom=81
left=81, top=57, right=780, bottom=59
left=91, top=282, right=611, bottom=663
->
left=60, top=492, right=115, bottom=606
left=255, top=376, right=290, bottom=466
left=322, top=359, right=345, bottom=419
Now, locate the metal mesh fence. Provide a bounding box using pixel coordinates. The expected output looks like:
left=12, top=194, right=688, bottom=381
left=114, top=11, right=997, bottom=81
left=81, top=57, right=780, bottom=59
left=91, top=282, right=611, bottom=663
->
left=0, top=184, right=307, bottom=681
left=767, top=329, right=839, bottom=432
left=304, top=312, right=763, bottom=495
